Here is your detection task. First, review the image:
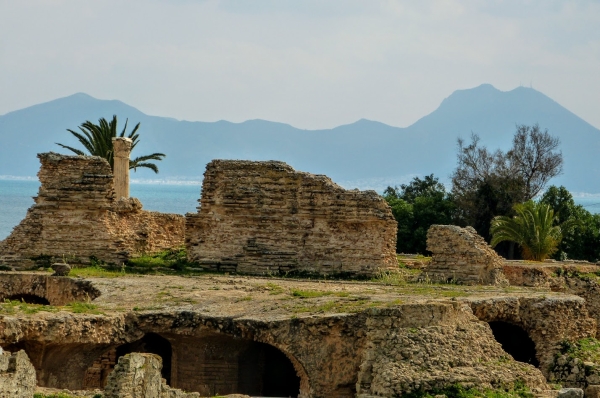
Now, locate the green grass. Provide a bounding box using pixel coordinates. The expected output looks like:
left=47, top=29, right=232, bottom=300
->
left=65, top=302, right=103, bottom=315
left=557, top=337, right=600, bottom=363
left=403, top=382, right=533, bottom=398
left=69, top=266, right=126, bottom=278
left=0, top=299, right=58, bottom=315
left=290, top=289, right=349, bottom=298
left=126, top=247, right=195, bottom=271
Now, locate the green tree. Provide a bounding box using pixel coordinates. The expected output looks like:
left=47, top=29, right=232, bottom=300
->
left=384, top=174, right=454, bottom=254
left=540, top=186, right=600, bottom=261
left=451, top=125, right=562, bottom=258
left=490, top=200, right=569, bottom=261
left=56, top=115, right=165, bottom=173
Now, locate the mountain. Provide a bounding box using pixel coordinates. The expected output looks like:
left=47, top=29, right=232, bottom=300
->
left=1, top=85, right=599, bottom=193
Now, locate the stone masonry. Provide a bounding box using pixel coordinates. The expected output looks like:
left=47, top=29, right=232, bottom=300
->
left=104, top=353, right=199, bottom=398
left=426, top=225, right=508, bottom=285
left=186, top=160, right=397, bottom=276
left=0, top=350, right=36, bottom=398
left=0, top=153, right=184, bottom=268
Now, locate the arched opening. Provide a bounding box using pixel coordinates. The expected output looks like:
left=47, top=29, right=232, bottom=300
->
left=238, top=341, right=300, bottom=397
left=488, top=321, right=539, bottom=367
left=5, top=294, right=50, bottom=305
left=83, top=333, right=172, bottom=389
left=172, top=334, right=302, bottom=397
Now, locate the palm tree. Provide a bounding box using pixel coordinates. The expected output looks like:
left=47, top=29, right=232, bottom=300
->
left=56, top=115, right=165, bottom=173
left=490, top=200, right=573, bottom=261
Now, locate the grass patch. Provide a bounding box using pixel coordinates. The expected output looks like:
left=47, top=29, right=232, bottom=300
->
left=69, top=266, right=125, bottom=278
left=290, top=289, right=350, bottom=298
left=127, top=247, right=196, bottom=272
left=0, top=299, right=58, bottom=315
left=65, top=302, right=103, bottom=315
left=403, top=382, right=533, bottom=398
left=557, top=337, right=600, bottom=363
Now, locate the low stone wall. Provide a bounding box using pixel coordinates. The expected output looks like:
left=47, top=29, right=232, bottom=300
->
left=0, top=153, right=184, bottom=268
left=0, top=349, right=36, bottom=398
left=426, top=225, right=508, bottom=285
left=186, top=160, right=397, bottom=276
left=0, top=273, right=100, bottom=305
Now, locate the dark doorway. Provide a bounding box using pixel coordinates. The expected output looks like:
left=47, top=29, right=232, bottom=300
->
left=6, top=294, right=50, bottom=305
left=488, top=321, right=539, bottom=367
left=238, top=342, right=300, bottom=397
left=116, top=333, right=172, bottom=384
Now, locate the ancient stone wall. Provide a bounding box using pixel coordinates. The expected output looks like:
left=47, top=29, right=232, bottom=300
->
left=186, top=160, right=397, bottom=276
left=426, top=225, right=508, bottom=285
left=0, top=349, right=36, bottom=398
left=0, top=153, right=184, bottom=268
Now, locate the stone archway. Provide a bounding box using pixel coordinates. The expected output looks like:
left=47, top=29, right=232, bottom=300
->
left=170, top=334, right=304, bottom=397
left=488, top=321, right=539, bottom=367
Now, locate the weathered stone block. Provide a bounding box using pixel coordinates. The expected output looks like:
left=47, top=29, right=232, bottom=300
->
left=0, top=350, right=36, bottom=398
left=426, top=225, right=508, bottom=285
left=186, top=160, right=397, bottom=276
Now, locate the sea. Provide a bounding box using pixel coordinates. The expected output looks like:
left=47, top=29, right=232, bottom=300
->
left=1, top=178, right=600, bottom=241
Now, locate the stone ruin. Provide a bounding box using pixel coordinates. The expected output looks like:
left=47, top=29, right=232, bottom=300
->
left=426, top=224, right=508, bottom=285
left=0, top=349, right=36, bottom=398
left=186, top=160, right=398, bottom=276
left=0, top=148, right=184, bottom=269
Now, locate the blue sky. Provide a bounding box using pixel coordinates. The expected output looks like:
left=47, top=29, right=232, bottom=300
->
left=1, top=0, right=599, bottom=129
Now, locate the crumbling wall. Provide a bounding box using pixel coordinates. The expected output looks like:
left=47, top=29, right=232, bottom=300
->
left=426, top=225, right=508, bottom=285
left=0, top=349, right=36, bottom=398
left=104, top=353, right=199, bottom=398
left=186, top=160, right=397, bottom=276
left=0, top=153, right=184, bottom=268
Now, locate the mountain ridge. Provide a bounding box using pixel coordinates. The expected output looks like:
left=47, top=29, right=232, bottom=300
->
left=1, top=85, right=599, bottom=193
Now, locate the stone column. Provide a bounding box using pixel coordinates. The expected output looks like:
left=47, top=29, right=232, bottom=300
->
left=112, top=137, right=132, bottom=199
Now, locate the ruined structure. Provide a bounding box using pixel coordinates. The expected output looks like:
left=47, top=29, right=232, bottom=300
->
left=426, top=225, right=508, bottom=285
left=0, top=350, right=36, bottom=398
left=0, top=273, right=100, bottom=305
left=186, top=160, right=397, bottom=276
left=104, top=353, right=199, bottom=398
left=0, top=153, right=184, bottom=268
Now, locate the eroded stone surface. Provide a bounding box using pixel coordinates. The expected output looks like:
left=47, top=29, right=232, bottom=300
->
left=0, top=153, right=184, bottom=268
left=426, top=225, right=508, bottom=285
left=0, top=350, right=36, bottom=398
left=186, top=160, right=397, bottom=276
left=104, top=353, right=199, bottom=398
left=1, top=273, right=590, bottom=397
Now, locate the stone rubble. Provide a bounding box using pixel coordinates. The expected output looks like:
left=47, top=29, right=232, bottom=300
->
left=426, top=225, right=509, bottom=285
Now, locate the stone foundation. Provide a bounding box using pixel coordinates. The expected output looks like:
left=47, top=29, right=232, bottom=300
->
left=0, top=153, right=184, bottom=268
left=0, top=273, right=100, bottom=305
left=186, top=160, right=397, bottom=276
left=426, top=225, right=508, bottom=285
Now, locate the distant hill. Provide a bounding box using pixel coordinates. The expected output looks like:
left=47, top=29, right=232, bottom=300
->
left=1, top=84, right=599, bottom=193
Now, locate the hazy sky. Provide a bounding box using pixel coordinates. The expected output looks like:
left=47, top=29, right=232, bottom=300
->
left=1, top=0, right=599, bottom=129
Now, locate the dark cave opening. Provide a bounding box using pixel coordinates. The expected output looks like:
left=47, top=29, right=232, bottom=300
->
left=488, top=321, right=539, bottom=367
left=238, top=341, right=301, bottom=398
left=6, top=294, right=50, bottom=305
